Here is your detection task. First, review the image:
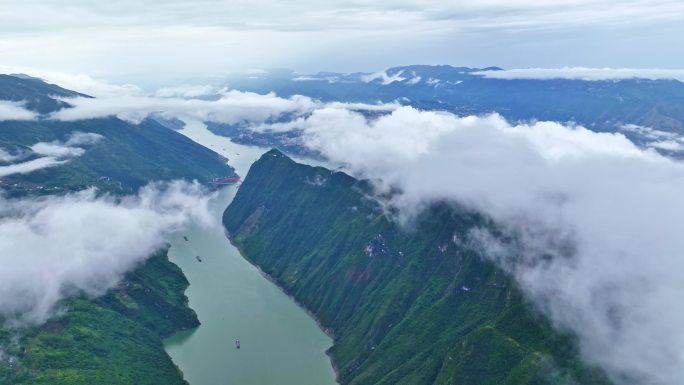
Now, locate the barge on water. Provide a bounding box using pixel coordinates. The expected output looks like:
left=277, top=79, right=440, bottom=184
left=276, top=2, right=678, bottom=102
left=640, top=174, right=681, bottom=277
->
left=209, top=176, right=241, bottom=188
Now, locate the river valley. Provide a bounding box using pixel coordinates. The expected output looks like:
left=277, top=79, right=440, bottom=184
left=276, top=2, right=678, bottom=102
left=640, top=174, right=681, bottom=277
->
left=163, top=120, right=338, bottom=385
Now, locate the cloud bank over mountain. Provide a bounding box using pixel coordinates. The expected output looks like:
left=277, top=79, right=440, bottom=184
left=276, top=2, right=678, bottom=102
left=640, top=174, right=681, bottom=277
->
left=39, top=88, right=398, bottom=126
left=261, top=106, right=684, bottom=385
left=476, top=67, right=684, bottom=82
left=49, top=91, right=318, bottom=124
left=0, top=132, right=103, bottom=178
left=30, top=132, right=103, bottom=158
left=0, top=158, right=68, bottom=179
left=0, top=101, right=37, bottom=121
left=0, top=181, right=214, bottom=326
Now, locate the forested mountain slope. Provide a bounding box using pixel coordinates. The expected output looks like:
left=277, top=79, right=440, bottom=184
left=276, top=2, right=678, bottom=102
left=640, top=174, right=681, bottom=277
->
left=0, top=75, right=232, bottom=384
left=224, top=150, right=611, bottom=385
left=0, top=74, right=235, bottom=197
left=0, top=252, right=198, bottom=385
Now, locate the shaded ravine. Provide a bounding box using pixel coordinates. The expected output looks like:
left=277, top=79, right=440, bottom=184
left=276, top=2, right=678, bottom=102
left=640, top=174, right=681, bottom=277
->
left=163, top=120, right=337, bottom=385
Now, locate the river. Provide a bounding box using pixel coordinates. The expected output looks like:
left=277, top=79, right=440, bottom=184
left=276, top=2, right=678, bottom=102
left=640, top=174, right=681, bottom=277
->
left=163, top=120, right=338, bottom=385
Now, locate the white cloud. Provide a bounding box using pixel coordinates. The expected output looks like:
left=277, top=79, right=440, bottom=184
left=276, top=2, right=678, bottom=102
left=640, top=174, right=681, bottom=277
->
left=0, top=157, right=67, bottom=178
left=648, top=140, right=684, bottom=151
left=45, top=89, right=401, bottom=131
left=153, top=85, right=223, bottom=98
left=63, top=131, right=105, bottom=147
left=620, top=124, right=680, bottom=141
left=3, top=1, right=683, bottom=34
left=49, top=91, right=318, bottom=124
left=284, top=106, right=684, bottom=385
left=361, top=70, right=407, bottom=85
left=292, top=76, right=325, bottom=82
left=0, top=181, right=214, bottom=326
left=476, top=67, right=684, bottom=82
left=30, top=144, right=82, bottom=159
left=0, top=132, right=104, bottom=178
left=246, top=101, right=401, bottom=133
left=405, top=74, right=422, bottom=85
left=31, top=132, right=103, bottom=159
left=324, top=101, right=401, bottom=112
left=0, top=148, right=26, bottom=163
left=0, top=101, right=37, bottom=121
left=619, top=124, right=684, bottom=153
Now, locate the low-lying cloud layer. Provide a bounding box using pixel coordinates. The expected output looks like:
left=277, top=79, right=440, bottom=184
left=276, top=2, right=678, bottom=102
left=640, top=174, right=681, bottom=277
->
left=0, top=181, right=213, bottom=326
left=42, top=90, right=399, bottom=128
left=2, top=69, right=402, bottom=128
left=0, top=148, right=26, bottom=164
left=49, top=91, right=318, bottom=124
left=275, top=106, right=684, bottom=385
left=620, top=124, right=684, bottom=153
left=0, top=158, right=68, bottom=179
left=30, top=131, right=103, bottom=158
left=0, top=101, right=37, bottom=121
left=476, top=67, right=684, bottom=82
left=0, top=131, right=103, bottom=178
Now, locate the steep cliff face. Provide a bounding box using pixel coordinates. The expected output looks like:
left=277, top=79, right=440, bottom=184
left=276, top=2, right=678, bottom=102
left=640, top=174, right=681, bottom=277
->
left=224, top=149, right=611, bottom=385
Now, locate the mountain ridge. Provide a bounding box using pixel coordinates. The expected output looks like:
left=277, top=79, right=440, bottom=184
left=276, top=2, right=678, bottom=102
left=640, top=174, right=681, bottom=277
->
left=210, top=64, right=684, bottom=158
left=223, top=149, right=612, bottom=385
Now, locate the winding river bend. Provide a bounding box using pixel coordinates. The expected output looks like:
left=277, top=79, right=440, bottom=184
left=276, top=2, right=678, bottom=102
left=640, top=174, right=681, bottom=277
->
left=163, top=121, right=338, bottom=385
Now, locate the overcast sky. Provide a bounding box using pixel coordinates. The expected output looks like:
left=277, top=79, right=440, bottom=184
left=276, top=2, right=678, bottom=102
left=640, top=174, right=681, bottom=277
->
left=1, top=0, right=683, bottom=85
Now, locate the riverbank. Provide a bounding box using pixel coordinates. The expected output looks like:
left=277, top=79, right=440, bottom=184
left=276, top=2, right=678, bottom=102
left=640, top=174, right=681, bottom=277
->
left=228, top=235, right=341, bottom=383
left=164, top=121, right=338, bottom=385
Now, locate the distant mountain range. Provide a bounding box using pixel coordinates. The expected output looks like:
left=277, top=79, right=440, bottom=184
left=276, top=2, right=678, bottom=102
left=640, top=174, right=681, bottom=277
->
left=214, top=65, right=684, bottom=155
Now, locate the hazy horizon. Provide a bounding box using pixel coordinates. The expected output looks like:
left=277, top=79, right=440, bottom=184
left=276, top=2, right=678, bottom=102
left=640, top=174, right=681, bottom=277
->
left=2, top=0, right=684, bottom=86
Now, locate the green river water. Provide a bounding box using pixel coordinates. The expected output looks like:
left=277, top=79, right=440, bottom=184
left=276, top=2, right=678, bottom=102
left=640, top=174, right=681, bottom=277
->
left=163, top=120, right=338, bottom=385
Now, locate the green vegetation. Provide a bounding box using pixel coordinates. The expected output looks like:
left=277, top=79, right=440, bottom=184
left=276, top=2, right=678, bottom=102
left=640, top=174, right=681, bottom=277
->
left=0, top=118, right=235, bottom=197
left=224, top=149, right=613, bottom=385
left=0, top=75, right=234, bottom=383
left=0, top=74, right=81, bottom=114
left=0, top=74, right=235, bottom=197
left=0, top=252, right=198, bottom=385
